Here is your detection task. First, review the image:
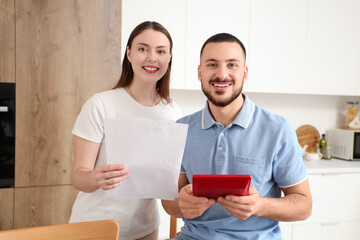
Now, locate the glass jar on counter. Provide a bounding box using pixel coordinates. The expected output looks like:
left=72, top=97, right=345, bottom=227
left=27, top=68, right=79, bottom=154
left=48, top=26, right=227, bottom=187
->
left=345, top=101, right=359, bottom=129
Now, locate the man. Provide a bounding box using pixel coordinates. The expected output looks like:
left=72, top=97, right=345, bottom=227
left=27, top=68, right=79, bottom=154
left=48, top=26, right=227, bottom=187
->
left=162, top=33, right=312, bottom=240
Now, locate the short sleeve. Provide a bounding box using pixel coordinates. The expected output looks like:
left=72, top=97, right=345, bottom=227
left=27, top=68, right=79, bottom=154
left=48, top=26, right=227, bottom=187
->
left=273, top=120, right=307, bottom=188
left=72, top=95, right=105, bottom=143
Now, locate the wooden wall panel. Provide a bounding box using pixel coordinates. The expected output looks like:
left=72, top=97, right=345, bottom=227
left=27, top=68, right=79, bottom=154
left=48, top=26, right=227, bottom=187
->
left=15, top=0, right=122, bottom=187
left=14, top=185, right=78, bottom=228
left=0, top=0, right=15, bottom=83
left=0, top=188, right=14, bottom=230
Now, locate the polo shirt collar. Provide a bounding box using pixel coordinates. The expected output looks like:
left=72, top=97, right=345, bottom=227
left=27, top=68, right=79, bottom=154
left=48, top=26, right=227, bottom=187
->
left=201, top=93, right=255, bottom=129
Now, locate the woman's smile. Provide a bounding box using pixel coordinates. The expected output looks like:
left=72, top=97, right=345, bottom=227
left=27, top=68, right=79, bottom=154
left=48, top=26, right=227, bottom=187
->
left=143, top=65, right=159, bottom=73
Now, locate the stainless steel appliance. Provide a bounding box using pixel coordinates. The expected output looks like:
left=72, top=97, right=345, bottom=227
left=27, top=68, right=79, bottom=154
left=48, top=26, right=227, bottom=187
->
left=0, top=83, right=15, bottom=187
left=326, top=128, right=360, bottom=161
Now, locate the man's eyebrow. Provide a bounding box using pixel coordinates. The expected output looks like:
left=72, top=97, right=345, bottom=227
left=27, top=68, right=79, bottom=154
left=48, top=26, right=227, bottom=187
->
left=205, top=58, right=218, bottom=62
left=205, top=58, right=241, bottom=62
left=227, top=58, right=241, bottom=62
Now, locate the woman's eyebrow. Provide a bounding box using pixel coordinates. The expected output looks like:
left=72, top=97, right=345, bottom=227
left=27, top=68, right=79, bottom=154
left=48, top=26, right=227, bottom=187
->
left=136, top=43, right=168, bottom=49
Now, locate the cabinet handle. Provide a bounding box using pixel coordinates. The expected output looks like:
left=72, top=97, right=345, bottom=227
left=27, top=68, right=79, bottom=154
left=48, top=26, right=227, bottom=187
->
left=321, top=173, right=339, bottom=177
left=0, top=106, right=8, bottom=112
left=321, top=222, right=339, bottom=226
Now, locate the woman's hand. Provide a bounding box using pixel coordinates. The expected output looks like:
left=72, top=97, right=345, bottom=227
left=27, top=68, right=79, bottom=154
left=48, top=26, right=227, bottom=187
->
left=94, top=164, right=130, bottom=190
left=72, top=137, right=131, bottom=192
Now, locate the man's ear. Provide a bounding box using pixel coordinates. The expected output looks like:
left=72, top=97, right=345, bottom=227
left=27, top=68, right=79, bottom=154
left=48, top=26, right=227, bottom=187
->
left=198, top=65, right=201, bottom=81
left=243, top=65, right=249, bottom=83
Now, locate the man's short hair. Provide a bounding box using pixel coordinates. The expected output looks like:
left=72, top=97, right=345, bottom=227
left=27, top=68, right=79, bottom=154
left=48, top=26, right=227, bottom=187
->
left=200, top=33, right=246, bottom=60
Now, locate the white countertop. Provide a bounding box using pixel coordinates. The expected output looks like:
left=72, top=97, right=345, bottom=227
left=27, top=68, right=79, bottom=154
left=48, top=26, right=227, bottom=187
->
left=304, top=158, right=360, bottom=174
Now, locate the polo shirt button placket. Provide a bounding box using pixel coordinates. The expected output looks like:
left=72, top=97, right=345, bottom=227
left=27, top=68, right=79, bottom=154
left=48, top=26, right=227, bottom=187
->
left=215, top=130, right=226, bottom=171
left=218, top=131, right=225, bottom=151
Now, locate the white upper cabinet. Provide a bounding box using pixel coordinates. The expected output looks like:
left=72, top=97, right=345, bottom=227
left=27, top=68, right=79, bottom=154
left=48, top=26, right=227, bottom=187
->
left=305, top=0, right=360, bottom=95
left=247, top=0, right=308, bottom=94
left=184, top=0, right=250, bottom=90
left=244, top=0, right=360, bottom=95
left=121, top=0, right=186, bottom=89
left=121, top=0, right=360, bottom=95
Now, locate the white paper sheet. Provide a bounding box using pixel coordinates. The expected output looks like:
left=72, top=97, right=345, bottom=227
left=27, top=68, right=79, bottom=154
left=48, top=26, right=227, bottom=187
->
left=104, top=113, right=188, bottom=200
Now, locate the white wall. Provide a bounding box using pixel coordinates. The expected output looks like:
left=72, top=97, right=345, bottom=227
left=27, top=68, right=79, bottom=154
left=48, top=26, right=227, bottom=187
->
left=170, top=89, right=360, bottom=135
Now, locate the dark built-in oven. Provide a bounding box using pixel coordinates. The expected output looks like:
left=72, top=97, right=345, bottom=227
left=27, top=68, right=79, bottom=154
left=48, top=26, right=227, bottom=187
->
left=0, top=83, right=15, bottom=188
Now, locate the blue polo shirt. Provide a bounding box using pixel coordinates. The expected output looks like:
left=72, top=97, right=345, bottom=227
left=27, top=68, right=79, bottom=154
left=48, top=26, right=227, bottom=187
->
left=177, top=94, right=307, bottom=240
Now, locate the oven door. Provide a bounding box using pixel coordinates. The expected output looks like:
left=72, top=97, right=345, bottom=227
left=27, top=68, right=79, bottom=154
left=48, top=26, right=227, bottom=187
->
left=0, top=83, right=15, bottom=188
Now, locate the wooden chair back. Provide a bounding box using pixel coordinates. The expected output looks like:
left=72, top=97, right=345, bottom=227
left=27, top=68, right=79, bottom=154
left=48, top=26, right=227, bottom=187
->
left=170, top=216, right=181, bottom=238
left=0, top=220, right=119, bottom=240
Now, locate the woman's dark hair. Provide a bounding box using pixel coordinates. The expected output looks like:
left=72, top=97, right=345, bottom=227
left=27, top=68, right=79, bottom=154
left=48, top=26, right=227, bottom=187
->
left=113, top=21, right=173, bottom=103
left=200, top=33, right=246, bottom=61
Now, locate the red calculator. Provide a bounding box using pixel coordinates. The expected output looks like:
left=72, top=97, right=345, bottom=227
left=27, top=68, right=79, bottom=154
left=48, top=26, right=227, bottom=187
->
left=192, top=174, right=251, bottom=199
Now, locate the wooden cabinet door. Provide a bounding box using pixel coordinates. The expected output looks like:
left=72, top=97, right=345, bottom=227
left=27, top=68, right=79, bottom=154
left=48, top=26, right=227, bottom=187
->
left=14, top=185, right=78, bottom=228
left=0, top=188, right=14, bottom=230
left=15, top=0, right=121, bottom=187
left=0, top=0, right=15, bottom=83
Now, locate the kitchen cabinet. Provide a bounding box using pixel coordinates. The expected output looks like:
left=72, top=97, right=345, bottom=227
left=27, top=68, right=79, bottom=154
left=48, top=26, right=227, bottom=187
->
left=307, top=173, right=360, bottom=223
left=122, top=0, right=360, bottom=94
left=247, top=0, right=308, bottom=94
left=15, top=0, right=121, bottom=187
left=289, top=173, right=360, bottom=240
left=0, top=0, right=15, bottom=231
left=248, top=0, right=360, bottom=95
left=121, top=0, right=250, bottom=90
left=279, top=160, right=360, bottom=240
left=304, top=0, right=360, bottom=95
left=292, top=221, right=360, bottom=240
left=0, top=188, right=14, bottom=230
left=184, top=0, right=250, bottom=90
left=0, top=0, right=15, bottom=83
left=14, top=185, right=78, bottom=228
left=121, top=0, right=187, bottom=89
left=0, top=0, right=122, bottom=230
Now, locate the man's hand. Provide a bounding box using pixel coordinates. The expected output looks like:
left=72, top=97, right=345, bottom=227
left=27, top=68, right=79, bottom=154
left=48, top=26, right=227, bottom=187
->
left=179, top=184, right=215, bottom=219
left=217, top=186, right=260, bottom=220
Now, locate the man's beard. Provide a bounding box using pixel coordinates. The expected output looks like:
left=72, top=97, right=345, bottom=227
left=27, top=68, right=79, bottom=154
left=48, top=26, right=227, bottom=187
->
left=202, top=79, right=244, bottom=107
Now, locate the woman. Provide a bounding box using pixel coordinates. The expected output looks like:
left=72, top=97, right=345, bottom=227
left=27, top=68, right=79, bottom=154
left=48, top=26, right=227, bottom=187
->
left=69, top=21, right=181, bottom=240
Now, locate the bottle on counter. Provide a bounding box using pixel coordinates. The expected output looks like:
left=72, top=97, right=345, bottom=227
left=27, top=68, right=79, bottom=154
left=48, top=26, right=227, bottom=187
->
left=320, top=134, right=326, bottom=156
left=322, top=141, right=332, bottom=160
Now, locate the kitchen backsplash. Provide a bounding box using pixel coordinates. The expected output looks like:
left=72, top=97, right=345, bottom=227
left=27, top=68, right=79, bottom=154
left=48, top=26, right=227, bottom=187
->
left=170, top=89, right=360, bottom=135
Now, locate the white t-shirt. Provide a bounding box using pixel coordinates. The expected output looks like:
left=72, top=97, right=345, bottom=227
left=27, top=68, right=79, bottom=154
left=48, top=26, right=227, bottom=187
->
left=69, top=88, right=182, bottom=240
